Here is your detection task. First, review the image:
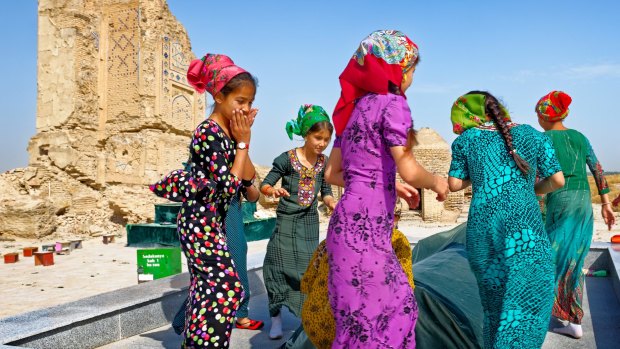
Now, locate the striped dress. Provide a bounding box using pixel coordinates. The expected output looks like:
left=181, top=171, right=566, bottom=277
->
left=261, top=149, right=332, bottom=317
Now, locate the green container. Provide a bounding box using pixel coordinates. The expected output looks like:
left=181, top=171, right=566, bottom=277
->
left=136, top=247, right=182, bottom=282
left=154, top=203, right=182, bottom=224
left=244, top=217, right=276, bottom=242
left=126, top=223, right=178, bottom=246
left=241, top=201, right=257, bottom=221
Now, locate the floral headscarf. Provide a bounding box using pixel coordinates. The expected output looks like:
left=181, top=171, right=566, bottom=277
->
left=332, top=30, right=419, bottom=136
left=451, top=93, right=511, bottom=134
left=535, top=91, right=572, bottom=122
left=286, top=104, right=331, bottom=140
left=187, top=54, right=248, bottom=96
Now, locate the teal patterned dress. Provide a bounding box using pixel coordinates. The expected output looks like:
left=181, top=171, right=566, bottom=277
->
left=544, top=129, right=609, bottom=324
left=449, top=123, right=562, bottom=348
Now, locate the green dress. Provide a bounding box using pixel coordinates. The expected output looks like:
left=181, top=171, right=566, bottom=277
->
left=449, top=123, right=562, bottom=348
left=544, top=129, right=609, bottom=324
left=261, top=149, right=333, bottom=317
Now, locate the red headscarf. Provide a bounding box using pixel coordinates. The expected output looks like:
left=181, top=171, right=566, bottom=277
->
left=187, top=54, right=248, bottom=96
left=332, top=30, right=419, bottom=136
left=535, top=91, right=572, bottom=122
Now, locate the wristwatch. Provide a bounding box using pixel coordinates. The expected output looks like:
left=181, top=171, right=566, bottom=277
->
left=237, top=142, right=249, bottom=150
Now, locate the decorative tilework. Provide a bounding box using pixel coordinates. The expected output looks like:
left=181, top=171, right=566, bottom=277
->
left=161, top=35, right=205, bottom=132
left=172, top=95, right=192, bottom=121
left=106, top=8, right=139, bottom=118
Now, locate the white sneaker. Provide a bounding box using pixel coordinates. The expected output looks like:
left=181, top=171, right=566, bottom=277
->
left=269, top=313, right=283, bottom=339
left=553, top=322, right=583, bottom=339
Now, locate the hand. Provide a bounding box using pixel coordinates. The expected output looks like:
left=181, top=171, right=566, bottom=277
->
left=326, top=199, right=337, bottom=211
left=602, top=204, right=616, bottom=231
left=271, top=188, right=290, bottom=198
left=613, top=194, right=620, bottom=207
left=230, top=109, right=251, bottom=143
left=247, top=108, right=258, bottom=127
left=396, top=182, right=420, bottom=209
left=432, top=176, right=449, bottom=202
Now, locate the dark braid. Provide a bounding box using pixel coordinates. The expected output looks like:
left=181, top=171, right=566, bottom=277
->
left=469, top=90, right=530, bottom=176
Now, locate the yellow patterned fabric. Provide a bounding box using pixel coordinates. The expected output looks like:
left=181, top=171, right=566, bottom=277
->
left=300, top=229, right=413, bottom=349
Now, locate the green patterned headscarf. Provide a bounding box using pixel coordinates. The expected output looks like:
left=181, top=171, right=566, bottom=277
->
left=286, top=104, right=331, bottom=140
left=450, top=93, right=511, bottom=134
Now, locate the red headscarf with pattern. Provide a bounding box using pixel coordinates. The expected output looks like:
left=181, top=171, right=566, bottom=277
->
left=187, top=54, right=248, bottom=96
left=332, top=30, right=419, bottom=136
left=535, top=91, right=572, bottom=122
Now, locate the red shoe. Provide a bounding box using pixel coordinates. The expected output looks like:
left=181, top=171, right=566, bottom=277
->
left=235, top=318, right=265, bottom=330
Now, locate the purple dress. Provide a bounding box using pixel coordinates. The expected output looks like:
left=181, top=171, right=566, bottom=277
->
left=327, top=93, right=417, bottom=348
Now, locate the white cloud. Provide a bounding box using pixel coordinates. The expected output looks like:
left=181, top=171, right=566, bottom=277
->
left=499, top=63, right=620, bottom=82
left=561, top=63, right=620, bottom=79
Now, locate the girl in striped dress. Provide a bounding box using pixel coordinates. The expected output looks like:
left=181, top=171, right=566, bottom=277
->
left=260, top=105, right=337, bottom=339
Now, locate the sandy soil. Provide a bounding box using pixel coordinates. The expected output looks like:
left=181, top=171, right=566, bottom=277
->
left=0, top=234, right=189, bottom=318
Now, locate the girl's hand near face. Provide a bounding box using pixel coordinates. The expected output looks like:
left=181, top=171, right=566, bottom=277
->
left=247, top=108, right=258, bottom=127
left=231, top=109, right=251, bottom=143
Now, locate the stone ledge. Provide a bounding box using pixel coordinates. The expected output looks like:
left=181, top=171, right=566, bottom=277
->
left=0, top=273, right=186, bottom=348
left=607, top=243, right=620, bottom=303
left=0, top=266, right=266, bottom=349
left=586, top=241, right=620, bottom=303
left=585, top=241, right=611, bottom=270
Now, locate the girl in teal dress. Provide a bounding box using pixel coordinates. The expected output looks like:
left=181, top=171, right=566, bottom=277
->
left=535, top=91, right=616, bottom=339
left=448, top=91, right=565, bottom=348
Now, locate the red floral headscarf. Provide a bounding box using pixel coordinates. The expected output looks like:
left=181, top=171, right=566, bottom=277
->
left=187, top=54, right=248, bottom=96
left=535, top=91, right=572, bottom=122
left=332, top=30, right=419, bottom=136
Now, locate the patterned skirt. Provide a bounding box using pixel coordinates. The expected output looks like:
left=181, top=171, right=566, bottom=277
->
left=545, top=189, right=593, bottom=324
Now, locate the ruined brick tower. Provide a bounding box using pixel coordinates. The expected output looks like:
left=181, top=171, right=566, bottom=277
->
left=0, top=0, right=204, bottom=238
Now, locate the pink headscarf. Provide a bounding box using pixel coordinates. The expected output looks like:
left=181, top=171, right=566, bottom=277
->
left=187, top=54, right=248, bottom=96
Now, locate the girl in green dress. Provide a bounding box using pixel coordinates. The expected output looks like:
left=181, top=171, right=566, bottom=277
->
left=260, top=105, right=337, bottom=339
left=535, top=90, right=616, bottom=339
left=448, top=91, right=565, bottom=348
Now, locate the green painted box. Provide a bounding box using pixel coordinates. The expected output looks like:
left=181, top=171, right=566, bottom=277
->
left=154, top=203, right=182, bottom=224
left=136, top=247, right=182, bottom=282
left=126, top=223, right=178, bottom=246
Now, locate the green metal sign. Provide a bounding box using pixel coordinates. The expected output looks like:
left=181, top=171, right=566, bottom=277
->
left=136, top=247, right=182, bottom=282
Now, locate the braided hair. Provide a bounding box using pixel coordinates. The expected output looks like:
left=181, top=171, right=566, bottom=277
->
left=469, top=90, right=530, bottom=176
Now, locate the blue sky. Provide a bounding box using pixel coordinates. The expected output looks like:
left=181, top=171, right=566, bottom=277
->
left=1, top=0, right=619, bottom=172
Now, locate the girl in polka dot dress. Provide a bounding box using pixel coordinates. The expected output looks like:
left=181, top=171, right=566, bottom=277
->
left=151, top=54, right=258, bottom=348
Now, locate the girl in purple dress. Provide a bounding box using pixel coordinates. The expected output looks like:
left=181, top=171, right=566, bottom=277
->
left=324, top=30, right=449, bottom=349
